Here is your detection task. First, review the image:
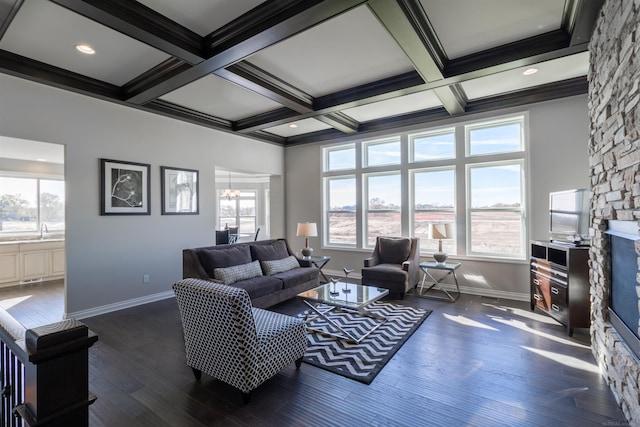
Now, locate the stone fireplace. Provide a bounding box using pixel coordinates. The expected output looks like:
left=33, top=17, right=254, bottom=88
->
left=589, top=1, right=640, bottom=423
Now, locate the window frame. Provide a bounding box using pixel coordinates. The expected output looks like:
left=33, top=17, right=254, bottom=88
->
left=324, top=175, right=357, bottom=248
left=466, top=159, right=526, bottom=259
left=411, top=166, right=457, bottom=254
left=363, top=171, right=402, bottom=248
left=362, top=137, right=401, bottom=168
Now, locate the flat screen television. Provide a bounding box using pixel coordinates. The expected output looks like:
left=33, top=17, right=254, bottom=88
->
left=549, top=189, right=591, bottom=245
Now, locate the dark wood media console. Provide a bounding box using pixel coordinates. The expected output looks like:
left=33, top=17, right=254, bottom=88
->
left=530, top=240, right=590, bottom=336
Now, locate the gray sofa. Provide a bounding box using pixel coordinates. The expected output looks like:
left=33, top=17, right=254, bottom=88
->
left=183, top=239, right=319, bottom=308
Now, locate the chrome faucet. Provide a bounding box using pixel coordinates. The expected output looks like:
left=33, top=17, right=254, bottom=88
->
left=40, top=223, right=48, bottom=239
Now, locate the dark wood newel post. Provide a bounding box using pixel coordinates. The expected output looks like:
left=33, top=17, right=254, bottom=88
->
left=14, top=319, right=98, bottom=427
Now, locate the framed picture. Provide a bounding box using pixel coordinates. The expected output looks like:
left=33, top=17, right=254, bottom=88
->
left=161, top=166, right=199, bottom=215
left=100, top=158, right=151, bottom=215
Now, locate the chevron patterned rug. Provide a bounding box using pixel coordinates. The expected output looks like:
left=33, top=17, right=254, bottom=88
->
left=298, top=302, right=431, bottom=384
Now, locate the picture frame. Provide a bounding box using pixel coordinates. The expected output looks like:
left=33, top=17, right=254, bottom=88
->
left=100, top=158, right=151, bottom=215
left=160, top=166, right=199, bottom=215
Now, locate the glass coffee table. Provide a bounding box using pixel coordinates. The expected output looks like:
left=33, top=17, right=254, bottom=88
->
left=298, top=281, right=389, bottom=343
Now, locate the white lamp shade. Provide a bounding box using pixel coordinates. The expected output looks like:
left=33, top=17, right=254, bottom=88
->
left=429, top=223, right=453, bottom=240
left=296, top=222, right=318, bottom=237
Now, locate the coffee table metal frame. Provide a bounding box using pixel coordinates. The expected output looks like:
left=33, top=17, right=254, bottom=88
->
left=298, top=282, right=388, bottom=344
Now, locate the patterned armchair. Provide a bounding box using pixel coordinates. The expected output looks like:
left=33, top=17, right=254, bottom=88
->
left=172, top=278, right=307, bottom=403
left=361, top=236, right=420, bottom=298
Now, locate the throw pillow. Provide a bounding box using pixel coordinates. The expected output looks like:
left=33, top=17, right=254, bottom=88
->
left=250, top=240, right=289, bottom=261
left=378, top=237, right=411, bottom=264
left=261, top=255, right=300, bottom=276
left=196, top=245, right=252, bottom=278
left=213, top=260, right=263, bottom=285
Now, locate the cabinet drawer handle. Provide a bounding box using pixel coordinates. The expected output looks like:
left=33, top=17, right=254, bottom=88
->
left=533, top=278, right=540, bottom=286
left=534, top=294, right=542, bottom=301
left=551, top=304, right=560, bottom=312
left=551, top=287, right=559, bottom=295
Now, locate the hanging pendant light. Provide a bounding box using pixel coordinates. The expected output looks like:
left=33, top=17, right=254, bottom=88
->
left=221, top=171, right=240, bottom=200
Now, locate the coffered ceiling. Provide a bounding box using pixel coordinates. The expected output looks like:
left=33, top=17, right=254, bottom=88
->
left=0, top=0, right=602, bottom=146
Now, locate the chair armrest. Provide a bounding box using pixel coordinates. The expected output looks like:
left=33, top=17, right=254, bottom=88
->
left=364, top=256, right=379, bottom=267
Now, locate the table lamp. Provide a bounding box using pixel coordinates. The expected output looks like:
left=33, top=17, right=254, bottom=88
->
left=429, top=223, right=453, bottom=265
left=297, top=222, right=317, bottom=257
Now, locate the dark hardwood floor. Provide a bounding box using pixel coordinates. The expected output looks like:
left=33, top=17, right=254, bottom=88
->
left=0, top=281, right=628, bottom=426
left=0, top=279, right=64, bottom=328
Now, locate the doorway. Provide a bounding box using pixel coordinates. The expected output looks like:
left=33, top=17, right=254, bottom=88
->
left=0, top=136, right=65, bottom=327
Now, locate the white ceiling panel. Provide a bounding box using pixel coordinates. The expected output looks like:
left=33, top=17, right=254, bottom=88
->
left=264, top=118, right=332, bottom=138
left=421, top=0, right=564, bottom=59
left=462, top=52, right=589, bottom=100
left=136, top=0, right=264, bottom=36
left=160, top=75, right=282, bottom=121
left=343, top=90, right=442, bottom=122
left=0, top=1, right=170, bottom=86
left=248, top=5, right=415, bottom=97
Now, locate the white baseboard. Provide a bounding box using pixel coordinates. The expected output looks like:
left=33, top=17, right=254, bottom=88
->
left=324, top=268, right=529, bottom=302
left=66, top=290, right=175, bottom=320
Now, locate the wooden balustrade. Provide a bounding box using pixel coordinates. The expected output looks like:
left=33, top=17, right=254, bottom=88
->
left=0, top=309, right=97, bottom=427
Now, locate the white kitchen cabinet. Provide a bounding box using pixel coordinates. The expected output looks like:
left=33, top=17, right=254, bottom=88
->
left=0, top=244, right=20, bottom=284
left=50, top=248, right=66, bottom=277
left=0, top=240, right=65, bottom=286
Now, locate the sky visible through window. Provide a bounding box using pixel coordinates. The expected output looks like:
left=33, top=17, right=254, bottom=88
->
left=412, top=131, right=455, bottom=161
left=468, top=121, right=522, bottom=156
left=414, top=169, right=454, bottom=208
left=366, top=140, right=400, bottom=167
left=470, top=164, right=521, bottom=208
left=327, top=121, right=522, bottom=210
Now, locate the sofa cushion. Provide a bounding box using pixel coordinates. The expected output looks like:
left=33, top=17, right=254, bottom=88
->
left=378, top=237, right=411, bottom=264
left=196, top=245, right=252, bottom=277
left=251, top=240, right=289, bottom=261
left=273, top=267, right=318, bottom=289
left=261, top=255, right=300, bottom=276
left=233, top=275, right=284, bottom=299
left=213, top=260, right=263, bottom=285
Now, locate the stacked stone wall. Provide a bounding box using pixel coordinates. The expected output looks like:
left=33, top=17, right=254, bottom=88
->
left=589, top=1, right=640, bottom=424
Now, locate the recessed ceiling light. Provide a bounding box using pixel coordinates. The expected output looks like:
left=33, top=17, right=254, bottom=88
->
left=75, top=44, right=95, bottom=55
left=289, top=124, right=298, bottom=128
left=523, top=68, right=538, bottom=76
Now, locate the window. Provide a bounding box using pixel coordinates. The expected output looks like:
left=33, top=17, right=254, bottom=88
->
left=325, top=176, right=356, bottom=246
left=322, top=114, right=527, bottom=260
left=467, top=118, right=523, bottom=156
left=219, top=191, right=256, bottom=234
left=325, top=145, right=355, bottom=171
left=0, top=176, right=65, bottom=233
left=364, top=173, right=401, bottom=247
left=468, top=161, right=524, bottom=257
left=411, top=129, right=455, bottom=161
left=363, top=138, right=401, bottom=167
left=412, top=168, right=455, bottom=253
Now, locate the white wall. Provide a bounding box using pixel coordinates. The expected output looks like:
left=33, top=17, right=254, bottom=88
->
left=285, top=95, right=589, bottom=299
left=0, top=74, right=285, bottom=316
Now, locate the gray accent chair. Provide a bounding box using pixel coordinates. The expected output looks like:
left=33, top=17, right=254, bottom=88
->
left=361, top=237, right=420, bottom=298
left=173, top=278, right=308, bottom=403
